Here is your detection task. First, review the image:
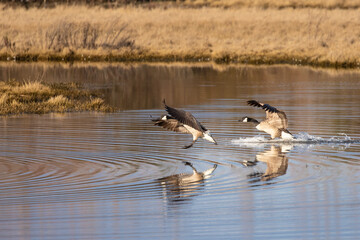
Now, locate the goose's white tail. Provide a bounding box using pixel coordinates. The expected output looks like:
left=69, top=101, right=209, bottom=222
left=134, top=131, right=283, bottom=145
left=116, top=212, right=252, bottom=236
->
left=281, top=131, right=294, bottom=140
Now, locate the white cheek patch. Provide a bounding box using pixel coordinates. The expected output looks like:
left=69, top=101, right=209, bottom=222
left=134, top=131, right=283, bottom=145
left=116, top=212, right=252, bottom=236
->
left=242, top=117, right=248, bottom=122
left=161, top=115, right=167, bottom=120
left=203, top=133, right=216, bottom=143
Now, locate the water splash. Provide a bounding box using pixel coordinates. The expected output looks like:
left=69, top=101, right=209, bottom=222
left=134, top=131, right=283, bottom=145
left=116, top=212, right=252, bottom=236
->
left=231, top=132, right=360, bottom=145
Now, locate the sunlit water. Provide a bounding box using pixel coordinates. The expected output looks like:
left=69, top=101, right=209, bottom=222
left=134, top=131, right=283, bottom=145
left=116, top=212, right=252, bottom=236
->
left=0, top=63, right=359, bottom=239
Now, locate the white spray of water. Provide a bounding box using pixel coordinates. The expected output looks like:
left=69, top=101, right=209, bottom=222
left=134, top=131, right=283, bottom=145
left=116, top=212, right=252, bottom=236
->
left=231, top=132, right=359, bottom=145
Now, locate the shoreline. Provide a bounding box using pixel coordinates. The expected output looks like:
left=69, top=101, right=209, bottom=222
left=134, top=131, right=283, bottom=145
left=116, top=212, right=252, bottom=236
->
left=1, top=52, right=358, bottom=69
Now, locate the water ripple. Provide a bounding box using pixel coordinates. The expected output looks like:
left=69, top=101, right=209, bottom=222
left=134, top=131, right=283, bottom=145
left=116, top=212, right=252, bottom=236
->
left=0, top=111, right=359, bottom=209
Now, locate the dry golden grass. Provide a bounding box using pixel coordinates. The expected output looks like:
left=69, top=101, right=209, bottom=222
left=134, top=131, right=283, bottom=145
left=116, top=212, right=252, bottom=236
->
left=47, top=95, right=70, bottom=105
left=3, top=0, right=360, bottom=9
left=13, top=81, right=51, bottom=94
left=182, top=0, right=360, bottom=9
left=1, top=4, right=360, bottom=67
left=0, top=80, right=114, bottom=115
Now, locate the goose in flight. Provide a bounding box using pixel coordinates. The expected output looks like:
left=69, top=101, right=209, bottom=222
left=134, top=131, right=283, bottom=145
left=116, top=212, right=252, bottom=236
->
left=241, top=100, right=293, bottom=140
left=152, top=100, right=217, bottom=149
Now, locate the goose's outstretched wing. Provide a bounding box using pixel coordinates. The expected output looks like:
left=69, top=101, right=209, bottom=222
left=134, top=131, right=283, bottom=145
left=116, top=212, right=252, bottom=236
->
left=163, top=100, right=206, bottom=132
left=152, top=116, right=190, bottom=134
left=247, top=100, right=278, bottom=113
left=247, top=100, right=288, bottom=129
left=247, top=100, right=264, bottom=109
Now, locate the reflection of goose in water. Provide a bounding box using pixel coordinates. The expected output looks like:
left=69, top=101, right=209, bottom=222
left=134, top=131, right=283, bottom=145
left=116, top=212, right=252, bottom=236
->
left=241, top=100, right=293, bottom=140
left=157, top=162, right=217, bottom=202
left=244, top=145, right=290, bottom=181
left=152, top=100, right=217, bottom=149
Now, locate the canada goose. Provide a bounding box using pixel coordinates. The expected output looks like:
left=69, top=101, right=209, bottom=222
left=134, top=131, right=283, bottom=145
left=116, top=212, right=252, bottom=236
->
left=241, top=100, right=293, bottom=140
left=152, top=100, right=217, bottom=149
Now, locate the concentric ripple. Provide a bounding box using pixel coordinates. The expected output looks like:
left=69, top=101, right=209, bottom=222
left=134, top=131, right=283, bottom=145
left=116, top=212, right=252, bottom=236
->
left=0, top=110, right=359, bottom=207
left=0, top=113, right=181, bottom=205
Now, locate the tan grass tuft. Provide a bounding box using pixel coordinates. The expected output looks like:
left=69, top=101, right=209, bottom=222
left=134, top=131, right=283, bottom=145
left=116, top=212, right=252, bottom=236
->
left=90, top=97, right=104, bottom=105
left=89, top=97, right=105, bottom=109
left=11, top=99, right=20, bottom=107
left=47, top=95, right=70, bottom=105
left=14, top=81, right=51, bottom=94
left=0, top=93, right=8, bottom=104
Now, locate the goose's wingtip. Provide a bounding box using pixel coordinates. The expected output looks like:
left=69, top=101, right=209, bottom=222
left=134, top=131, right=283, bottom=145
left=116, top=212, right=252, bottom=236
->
left=247, top=99, right=257, bottom=104
left=247, top=100, right=262, bottom=108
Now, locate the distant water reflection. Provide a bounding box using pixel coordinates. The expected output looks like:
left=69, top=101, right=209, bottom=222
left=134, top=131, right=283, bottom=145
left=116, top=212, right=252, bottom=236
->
left=0, top=63, right=359, bottom=239
left=2, top=62, right=360, bottom=112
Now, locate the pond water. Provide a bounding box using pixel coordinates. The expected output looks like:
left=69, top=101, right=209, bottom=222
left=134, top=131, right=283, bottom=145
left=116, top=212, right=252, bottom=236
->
left=0, top=63, right=359, bottom=240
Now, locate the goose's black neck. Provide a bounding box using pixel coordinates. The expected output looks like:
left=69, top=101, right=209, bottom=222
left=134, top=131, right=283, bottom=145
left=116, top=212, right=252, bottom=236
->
left=246, top=117, right=260, bottom=125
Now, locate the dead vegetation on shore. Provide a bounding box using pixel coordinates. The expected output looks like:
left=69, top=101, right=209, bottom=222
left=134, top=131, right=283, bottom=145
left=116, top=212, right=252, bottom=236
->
left=181, top=0, right=360, bottom=9
left=1, top=4, right=360, bottom=67
left=2, top=0, right=360, bottom=10
left=0, top=80, right=114, bottom=115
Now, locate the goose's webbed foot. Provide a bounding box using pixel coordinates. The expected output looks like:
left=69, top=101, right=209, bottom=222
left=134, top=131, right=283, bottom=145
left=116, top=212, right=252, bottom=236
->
left=183, top=140, right=196, bottom=149
left=183, top=143, right=194, bottom=149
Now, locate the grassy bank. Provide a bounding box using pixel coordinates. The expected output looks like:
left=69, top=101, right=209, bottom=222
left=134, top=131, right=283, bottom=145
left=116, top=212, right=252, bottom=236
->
left=1, top=4, right=360, bottom=67
left=181, top=0, right=360, bottom=9
left=0, top=80, right=114, bottom=115
left=2, top=0, right=360, bottom=10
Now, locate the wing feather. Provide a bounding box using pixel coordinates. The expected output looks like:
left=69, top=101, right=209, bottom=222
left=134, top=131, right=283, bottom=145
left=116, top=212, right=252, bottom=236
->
left=264, top=109, right=288, bottom=129
left=247, top=100, right=279, bottom=113
left=262, top=104, right=279, bottom=113
left=153, top=117, right=190, bottom=134
left=163, top=101, right=205, bottom=132
left=247, top=100, right=263, bottom=108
